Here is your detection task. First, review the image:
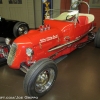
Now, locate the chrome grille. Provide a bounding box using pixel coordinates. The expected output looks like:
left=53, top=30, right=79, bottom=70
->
left=7, top=43, right=17, bottom=66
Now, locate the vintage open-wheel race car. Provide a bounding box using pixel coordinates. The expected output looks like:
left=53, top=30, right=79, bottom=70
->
left=4, top=0, right=100, bottom=98
left=0, top=16, right=29, bottom=64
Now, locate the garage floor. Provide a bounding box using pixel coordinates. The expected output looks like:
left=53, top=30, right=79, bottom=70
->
left=0, top=41, right=100, bottom=100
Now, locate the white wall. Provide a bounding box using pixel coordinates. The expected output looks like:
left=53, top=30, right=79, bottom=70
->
left=53, top=0, right=60, bottom=9
left=0, top=0, right=35, bottom=28
left=0, top=0, right=61, bottom=28
left=34, top=0, right=42, bottom=28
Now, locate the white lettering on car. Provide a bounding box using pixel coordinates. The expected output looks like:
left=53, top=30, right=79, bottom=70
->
left=39, top=35, right=58, bottom=43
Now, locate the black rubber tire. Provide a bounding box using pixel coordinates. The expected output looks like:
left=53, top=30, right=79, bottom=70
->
left=13, top=21, right=29, bottom=38
left=94, top=28, right=100, bottom=48
left=0, top=37, right=5, bottom=43
left=0, top=58, right=7, bottom=66
left=23, top=58, right=57, bottom=98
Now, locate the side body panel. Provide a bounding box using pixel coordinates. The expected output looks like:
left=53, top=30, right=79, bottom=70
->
left=8, top=19, right=93, bottom=69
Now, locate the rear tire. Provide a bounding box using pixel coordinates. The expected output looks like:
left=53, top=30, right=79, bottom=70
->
left=23, top=58, right=57, bottom=98
left=94, top=28, right=100, bottom=48
left=13, top=22, right=29, bottom=37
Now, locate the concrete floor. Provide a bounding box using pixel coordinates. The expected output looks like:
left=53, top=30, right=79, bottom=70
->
left=0, top=41, right=100, bottom=100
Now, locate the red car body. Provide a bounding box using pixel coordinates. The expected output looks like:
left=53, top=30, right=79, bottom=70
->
left=7, top=10, right=96, bottom=97
left=7, top=12, right=95, bottom=69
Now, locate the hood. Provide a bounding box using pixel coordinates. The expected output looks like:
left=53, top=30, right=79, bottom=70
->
left=14, top=34, right=33, bottom=45
left=15, top=28, right=61, bottom=46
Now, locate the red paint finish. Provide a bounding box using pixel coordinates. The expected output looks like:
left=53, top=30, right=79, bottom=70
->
left=7, top=14, right=95, bottom=69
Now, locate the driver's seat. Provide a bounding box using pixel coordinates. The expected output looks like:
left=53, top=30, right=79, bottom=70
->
left=78, top=16, right=88, bottom=25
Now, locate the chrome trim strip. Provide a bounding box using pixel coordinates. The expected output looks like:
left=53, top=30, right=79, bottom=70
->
left=48, top=26, right=94, bottom=52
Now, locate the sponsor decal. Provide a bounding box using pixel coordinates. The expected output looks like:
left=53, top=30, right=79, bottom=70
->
left=39, top=35, right=58, bottom=43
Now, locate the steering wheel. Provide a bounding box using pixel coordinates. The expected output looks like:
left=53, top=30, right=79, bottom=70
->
left=66, top=15, right=75, bottom=21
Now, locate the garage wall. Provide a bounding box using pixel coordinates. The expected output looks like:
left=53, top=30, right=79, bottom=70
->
left=34, top=0, right=42, bottom=28
left=0, top=0, right=61, bottom=29
left=0, top=0, right=35, bottom=28
left=0, top=1, right=9, bottom=18
left=60, top=0, right=71, bottom=11
left=53, top=0, right=60, bottom=9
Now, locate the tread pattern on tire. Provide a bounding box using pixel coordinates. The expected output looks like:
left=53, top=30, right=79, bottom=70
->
left=23, top=58, right=57, bottom=97
left=94, top=28, right=100, bottom=48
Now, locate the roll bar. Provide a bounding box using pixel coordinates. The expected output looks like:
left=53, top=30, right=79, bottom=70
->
left=70, top=0, right=90, bottom=14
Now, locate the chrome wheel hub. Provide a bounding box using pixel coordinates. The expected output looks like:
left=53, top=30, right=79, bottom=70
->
left=35, top=68, right=55, bottom=93
left=18, top=26, right=28, bottom=35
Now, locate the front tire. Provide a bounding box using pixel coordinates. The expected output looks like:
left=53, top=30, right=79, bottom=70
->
left=94, top=28, right=100, bottom=48
left=23, top=58, right=57, bottom=98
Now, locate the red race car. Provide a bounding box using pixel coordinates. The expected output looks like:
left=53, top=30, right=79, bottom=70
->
left=7, top=9, right=96, bottom=97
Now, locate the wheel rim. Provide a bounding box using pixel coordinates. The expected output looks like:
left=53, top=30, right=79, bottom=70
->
left=35, top=68, right=55, bottom=93
left=18, top=25, right=28, bottom=35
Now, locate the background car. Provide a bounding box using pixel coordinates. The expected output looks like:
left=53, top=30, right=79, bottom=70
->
left=0, top=16, right=29, bottom=38
left=0, top=37, right=9, bottom=64
left=0, top=16, right=29, bottom=64
left=0, top=37, right=13, bottom=64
